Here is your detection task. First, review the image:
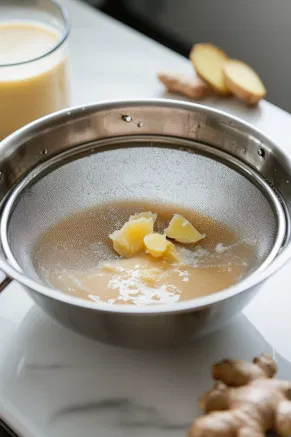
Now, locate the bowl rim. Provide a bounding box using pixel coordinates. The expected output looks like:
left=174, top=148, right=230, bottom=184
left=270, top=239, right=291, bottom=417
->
left=1, top=98, right=291, bottom=314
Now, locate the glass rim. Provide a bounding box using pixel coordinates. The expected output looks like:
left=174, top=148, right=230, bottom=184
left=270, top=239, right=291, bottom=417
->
left=0, top=0, right=70, bottom=68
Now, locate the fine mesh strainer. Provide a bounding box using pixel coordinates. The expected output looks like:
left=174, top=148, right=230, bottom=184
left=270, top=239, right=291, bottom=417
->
left=3, top=138, right=285, bottom=282
left=0, top=99, right=291, bottom=348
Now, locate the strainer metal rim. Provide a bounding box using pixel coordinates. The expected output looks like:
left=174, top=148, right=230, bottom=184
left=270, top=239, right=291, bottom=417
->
left=0, top=98, right=290, bottom=315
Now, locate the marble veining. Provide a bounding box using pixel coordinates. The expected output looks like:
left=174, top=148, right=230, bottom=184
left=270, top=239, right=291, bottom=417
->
left=53, top=398, right=188, bottom=430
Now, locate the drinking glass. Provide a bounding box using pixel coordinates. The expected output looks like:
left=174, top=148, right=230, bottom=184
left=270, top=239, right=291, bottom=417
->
left=0, top=0, right=70, bottom=140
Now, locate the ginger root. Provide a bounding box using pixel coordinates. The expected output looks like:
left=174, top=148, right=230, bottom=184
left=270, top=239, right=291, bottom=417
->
left=157, top=71, right=210, bottom=99
left=158, top=43, right=266, bottom=105
left=189, top=354, right=291, bottom=437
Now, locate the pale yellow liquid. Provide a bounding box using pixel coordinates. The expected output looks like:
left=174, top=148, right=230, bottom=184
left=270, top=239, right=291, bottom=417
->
left=33, top=201, right=254, bottom=306
left=0, top=21, right=69, bottom=139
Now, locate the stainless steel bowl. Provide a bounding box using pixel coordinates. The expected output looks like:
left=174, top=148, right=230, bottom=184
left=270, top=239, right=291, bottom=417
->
left=0, top=99, right=291, bottom=349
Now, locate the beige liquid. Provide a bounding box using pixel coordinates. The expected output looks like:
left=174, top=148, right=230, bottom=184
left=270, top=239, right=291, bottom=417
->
left=0, top=21, right=69, bottom=139
left=33, top=201, right=254, bottom=306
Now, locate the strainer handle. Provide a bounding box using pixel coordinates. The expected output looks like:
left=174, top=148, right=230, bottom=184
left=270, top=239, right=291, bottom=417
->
left=0, top=276, right=12, bottom=293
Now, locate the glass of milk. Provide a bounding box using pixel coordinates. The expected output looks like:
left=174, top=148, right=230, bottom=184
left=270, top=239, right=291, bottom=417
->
left=0, top=0, right=70, bottom=140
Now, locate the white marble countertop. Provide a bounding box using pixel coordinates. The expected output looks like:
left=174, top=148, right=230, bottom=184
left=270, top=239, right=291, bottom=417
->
left=1, top=0, right=291, bottom=436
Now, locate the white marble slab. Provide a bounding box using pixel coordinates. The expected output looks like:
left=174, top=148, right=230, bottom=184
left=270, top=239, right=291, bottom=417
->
left=1, top=0, right=291, bottom=436
left=1, top=283, right=291, bottom=437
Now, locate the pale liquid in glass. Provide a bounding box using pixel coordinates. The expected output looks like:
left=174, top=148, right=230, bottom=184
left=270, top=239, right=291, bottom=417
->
left=0, top=21, right=69, bottom=139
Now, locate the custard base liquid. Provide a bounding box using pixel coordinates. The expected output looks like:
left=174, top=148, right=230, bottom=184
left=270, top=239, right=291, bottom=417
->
left=33, top=201, right=254, bottom=306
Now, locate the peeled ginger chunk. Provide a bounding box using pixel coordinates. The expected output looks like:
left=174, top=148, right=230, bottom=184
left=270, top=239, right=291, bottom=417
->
left=165, top=214, right=204, bottom=244
left=164, top=242, right=181, bottom=263
left=110, top=216, right=154, bottom=257
left=144, top=233, right=170, bottom=258
left=223, top=60, right=266, bottom=105
left=190, top=43, right=230, bottom=95
left=144, top=234, right=181, bottom=263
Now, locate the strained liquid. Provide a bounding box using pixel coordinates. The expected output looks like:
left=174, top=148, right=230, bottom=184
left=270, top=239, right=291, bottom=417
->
left=33, top=200, right=254, bottom=305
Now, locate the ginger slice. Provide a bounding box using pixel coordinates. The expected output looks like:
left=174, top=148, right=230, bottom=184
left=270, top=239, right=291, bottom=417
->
left=144, top=233, right=181, bottom=263
left=109, top=216, right=154, bottom=258
left=165, top=214, right=204, bottom=244
left=189, top=354, right=291, bottom=437
left=189, top=43, right=230, bottom=95
left=223, top=59, right=266, bottom=105
left=164, top=242, right=181, bottom=263
left=144, top=233, right=170, bottom=258
left=157, top=71, right=210, bottom=99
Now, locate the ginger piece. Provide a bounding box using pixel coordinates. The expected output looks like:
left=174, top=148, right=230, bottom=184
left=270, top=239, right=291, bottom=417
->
left=164, top=242, right=181, bottom=263
left=223, top=59, right=266, bottom=105
left=109, top=216, right=154, bottom=258
left=144, top=233, right=170, bottom=258
left=165, top=214, right=205, bottom=244
left=189, top=43, right=230, bottom=95
left=189, top=354, right=291, bottom=437
left=158, top=71, right=210, bottom=99
left=144, top=233, right=181, bottom=262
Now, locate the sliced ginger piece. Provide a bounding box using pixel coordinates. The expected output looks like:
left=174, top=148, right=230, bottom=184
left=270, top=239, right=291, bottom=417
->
left=157, top=71, right=210, bottom=99
left=165, top=214, right=205, bottom=244
left=164, top=242, right=181, bottom=263
left=189, top=43, right=230, bottom=95
left=223, top=59, right=266, bottom=105
left=109, top=217, right=154, bottom=258
left=144, top=233, right=181, bottom=263
left=144, top=233, right=170, bottom=258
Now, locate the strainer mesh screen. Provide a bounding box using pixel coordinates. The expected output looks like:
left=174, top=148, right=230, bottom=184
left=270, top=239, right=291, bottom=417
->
left=7, top=143, right=277, bottom=282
